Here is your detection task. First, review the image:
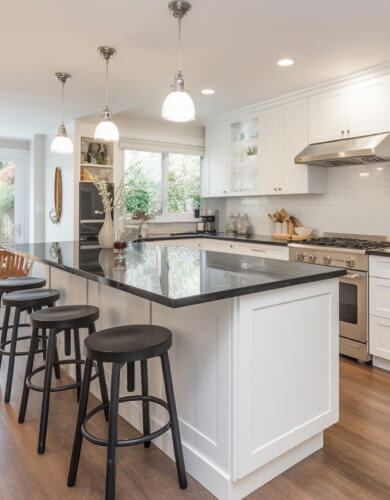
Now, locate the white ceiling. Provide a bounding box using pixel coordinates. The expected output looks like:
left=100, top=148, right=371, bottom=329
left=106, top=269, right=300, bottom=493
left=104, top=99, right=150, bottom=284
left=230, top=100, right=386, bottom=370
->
left=2, top=0, right=390, bottom=139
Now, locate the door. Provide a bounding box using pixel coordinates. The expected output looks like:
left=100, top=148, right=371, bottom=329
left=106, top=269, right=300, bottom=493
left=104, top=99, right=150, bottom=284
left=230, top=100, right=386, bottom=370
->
left=339, top=270, right=367, bottom=343
left=346, top=75, right=390, bottom=137
left=309, top=89, right=347, bottom=143
left=258, top=106, right=283, bottom=194
left=282, top=99, right=310, bottom=194
left=203, top=121, right=228, bottom=197
left=0, top=149, right=29, bottom=243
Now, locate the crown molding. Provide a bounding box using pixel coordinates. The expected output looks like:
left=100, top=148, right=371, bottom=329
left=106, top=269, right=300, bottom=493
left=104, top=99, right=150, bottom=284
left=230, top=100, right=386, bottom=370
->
left=206, top=60, right=390, bottom=124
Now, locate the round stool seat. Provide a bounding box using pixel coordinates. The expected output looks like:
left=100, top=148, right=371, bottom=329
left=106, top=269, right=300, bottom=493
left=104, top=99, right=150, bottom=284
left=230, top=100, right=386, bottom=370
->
left=3, top=288, right=60, bottom=308
left=0, top=277, right=46, bottom=293
left=84, top=325, right=172, bottom=363
left=30, top=305, right=99, bottom=330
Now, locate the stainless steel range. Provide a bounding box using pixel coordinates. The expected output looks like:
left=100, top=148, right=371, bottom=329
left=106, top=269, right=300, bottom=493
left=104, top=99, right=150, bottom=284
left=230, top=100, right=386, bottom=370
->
left=289, top=233, right=390, bottom=362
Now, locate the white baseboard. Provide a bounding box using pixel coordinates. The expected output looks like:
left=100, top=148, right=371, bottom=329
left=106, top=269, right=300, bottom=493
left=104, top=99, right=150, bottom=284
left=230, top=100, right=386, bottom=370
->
left=372, top=355, right=390, bottom=372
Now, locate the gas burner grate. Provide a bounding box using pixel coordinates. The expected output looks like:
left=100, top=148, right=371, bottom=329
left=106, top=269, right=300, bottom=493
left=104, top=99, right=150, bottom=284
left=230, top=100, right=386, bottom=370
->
left=299, top=238, right=390, bottom=250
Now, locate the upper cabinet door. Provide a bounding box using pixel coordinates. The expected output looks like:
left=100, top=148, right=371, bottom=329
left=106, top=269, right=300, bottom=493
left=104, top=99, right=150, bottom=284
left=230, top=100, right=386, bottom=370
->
left=258, top=106, right=283, bottom=195
left=203, top=121, right=228, bottom=197
left=309, top=89, right=347, bottom=143
left=346, top=75, right=390, bottom=137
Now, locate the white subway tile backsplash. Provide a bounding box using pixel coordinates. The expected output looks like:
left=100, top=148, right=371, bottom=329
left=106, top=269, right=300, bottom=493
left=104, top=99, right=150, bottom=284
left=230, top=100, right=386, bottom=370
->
left=226, top=163, right=390, bottom=236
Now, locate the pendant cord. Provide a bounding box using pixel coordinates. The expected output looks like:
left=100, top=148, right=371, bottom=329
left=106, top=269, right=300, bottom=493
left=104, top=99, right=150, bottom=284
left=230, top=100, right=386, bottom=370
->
left=105, top=59, right=109, bottom=109
left=61, top=80, right=65, bottom=125
left=178, top=18, right=182, bottom=73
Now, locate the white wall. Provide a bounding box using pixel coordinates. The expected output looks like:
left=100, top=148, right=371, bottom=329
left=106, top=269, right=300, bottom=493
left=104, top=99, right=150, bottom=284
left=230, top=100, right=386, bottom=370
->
left=226, top=162, right=390, bottom=236
left=44, top=123, right=75, bottom=242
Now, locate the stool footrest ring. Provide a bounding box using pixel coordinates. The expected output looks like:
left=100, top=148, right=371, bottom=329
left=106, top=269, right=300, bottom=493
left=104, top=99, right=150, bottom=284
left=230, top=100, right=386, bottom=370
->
left=26, top=360, right=100, bottom=393
left=0, top=334, right=46, bottom=356
left=81, top=395, right=170, bottom=447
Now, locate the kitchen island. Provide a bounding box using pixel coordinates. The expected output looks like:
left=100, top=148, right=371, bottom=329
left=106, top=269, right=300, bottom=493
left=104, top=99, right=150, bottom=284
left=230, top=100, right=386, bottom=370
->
left=8, top=241, right=344, bottom=500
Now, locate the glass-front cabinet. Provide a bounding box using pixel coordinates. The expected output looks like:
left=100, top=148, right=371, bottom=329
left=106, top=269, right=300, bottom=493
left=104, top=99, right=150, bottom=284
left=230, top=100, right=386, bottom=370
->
left=229, top=116, right=259, bottom=195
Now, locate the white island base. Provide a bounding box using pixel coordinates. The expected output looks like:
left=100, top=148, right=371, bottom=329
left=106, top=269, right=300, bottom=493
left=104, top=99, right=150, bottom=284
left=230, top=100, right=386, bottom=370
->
left=35, top=262, right=339, bottom=500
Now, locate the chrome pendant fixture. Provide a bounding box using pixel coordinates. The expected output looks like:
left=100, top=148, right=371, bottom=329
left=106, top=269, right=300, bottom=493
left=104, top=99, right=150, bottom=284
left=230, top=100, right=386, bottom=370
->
left=51, top=73, right=74, bottom=154
left=95, top=46, right=119, bottom=142
left=162, top=0, right=195, bottom=122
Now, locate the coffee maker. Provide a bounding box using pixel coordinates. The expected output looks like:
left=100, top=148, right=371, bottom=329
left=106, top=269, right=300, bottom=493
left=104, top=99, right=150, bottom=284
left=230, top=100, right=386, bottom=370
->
left=197, top=209, right=218, bottom=234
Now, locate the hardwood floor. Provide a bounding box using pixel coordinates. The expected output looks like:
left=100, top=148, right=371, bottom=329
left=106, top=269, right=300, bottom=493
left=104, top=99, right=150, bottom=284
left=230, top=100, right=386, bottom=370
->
left=1, top=353, right=390, bottom=499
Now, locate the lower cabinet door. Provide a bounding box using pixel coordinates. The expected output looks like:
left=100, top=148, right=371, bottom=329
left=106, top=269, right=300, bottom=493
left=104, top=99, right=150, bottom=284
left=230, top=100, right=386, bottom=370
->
left=369, top=315, right=390, bottom=360
left=369, top=277, right=390, bottom=320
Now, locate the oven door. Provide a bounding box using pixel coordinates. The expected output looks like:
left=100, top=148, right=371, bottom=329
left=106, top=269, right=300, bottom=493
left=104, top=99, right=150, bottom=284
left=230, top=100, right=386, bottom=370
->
left=339, top=270, right=367, bottom=343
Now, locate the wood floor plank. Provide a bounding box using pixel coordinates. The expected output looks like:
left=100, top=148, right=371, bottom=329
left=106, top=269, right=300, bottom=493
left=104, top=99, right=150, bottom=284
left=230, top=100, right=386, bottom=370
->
left=1, top=348, right=390, bottom=499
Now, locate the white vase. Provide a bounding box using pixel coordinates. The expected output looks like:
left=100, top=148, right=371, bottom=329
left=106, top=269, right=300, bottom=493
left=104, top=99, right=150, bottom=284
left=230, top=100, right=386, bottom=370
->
left=98, top=209, right=114, bottom=248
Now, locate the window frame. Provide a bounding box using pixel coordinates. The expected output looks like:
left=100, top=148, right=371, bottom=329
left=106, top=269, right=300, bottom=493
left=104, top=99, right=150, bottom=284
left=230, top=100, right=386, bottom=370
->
left=124, top=150, right=202, bottom=222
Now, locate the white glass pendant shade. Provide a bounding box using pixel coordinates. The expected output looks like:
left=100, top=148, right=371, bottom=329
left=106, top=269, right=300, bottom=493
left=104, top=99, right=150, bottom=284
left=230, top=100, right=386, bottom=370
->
left=51, top=124, right=73, bottom=154
left=162, top=89, right=195, bottom=122
left=94, top=118, right=119, bottom=142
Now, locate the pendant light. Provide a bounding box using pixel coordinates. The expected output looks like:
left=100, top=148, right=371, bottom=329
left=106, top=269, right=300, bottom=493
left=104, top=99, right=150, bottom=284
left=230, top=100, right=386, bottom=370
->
left=95, top=46, right=119, bottom=142
left=51, top=73, right=74, bottom=154
left=162, top=0, right=195, bottom=122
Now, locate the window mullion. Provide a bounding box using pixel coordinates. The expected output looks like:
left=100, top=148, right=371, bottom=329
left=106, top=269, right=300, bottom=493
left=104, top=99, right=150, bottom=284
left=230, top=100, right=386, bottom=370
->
left=162, top=153, right=169, bottom=215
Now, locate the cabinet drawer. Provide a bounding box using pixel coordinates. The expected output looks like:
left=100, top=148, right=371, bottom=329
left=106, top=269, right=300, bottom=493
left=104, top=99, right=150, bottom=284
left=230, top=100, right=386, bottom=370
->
left=369, top=315, right=390, bottom=360
left=148, top=239, right=202, bottom=248
left=369, top=255, right=390, bottom=279
left=202, top=239, right=234, bottom=253
left=232, top=242, right=289, bottom=261
left=369, top=277, right=390, bottom=319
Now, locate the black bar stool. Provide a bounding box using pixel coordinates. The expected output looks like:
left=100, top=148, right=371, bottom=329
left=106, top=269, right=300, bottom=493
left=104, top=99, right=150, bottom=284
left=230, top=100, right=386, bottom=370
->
left=67, top=324, right=187, bottom=500
left=18, top=304, right=109, bottom=455
left=0, top=277, right=46, bottom=358
left=0, top=287, right=60, bottom=402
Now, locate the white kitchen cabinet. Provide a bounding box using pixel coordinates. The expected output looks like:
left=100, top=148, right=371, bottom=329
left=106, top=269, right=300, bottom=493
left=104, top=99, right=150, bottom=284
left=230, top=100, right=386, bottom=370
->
left=309, top=89, right=347, bottom=144
left=369, top=255, right=390, bottom=363
left=309, top=75, right=390, bottom=144
left=347, top=75, right=390, bottom=137
left=369, top=315, right=390, bottom=360
left=202, top=121, right=228, bottom=197
left=201, top=238, right=235, bottom=253
left=229, top=115, right=260, bottom=195
left=259, top=99, right=325, bottom=195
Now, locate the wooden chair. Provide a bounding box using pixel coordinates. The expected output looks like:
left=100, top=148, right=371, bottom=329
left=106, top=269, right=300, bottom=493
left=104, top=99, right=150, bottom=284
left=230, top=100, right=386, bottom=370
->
left=0, top=250, right=33, bottom=279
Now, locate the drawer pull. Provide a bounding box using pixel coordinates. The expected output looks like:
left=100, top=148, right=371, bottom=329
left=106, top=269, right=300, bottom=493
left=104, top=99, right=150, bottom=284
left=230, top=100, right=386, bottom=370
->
left=251, top=248, right=266, bottom=253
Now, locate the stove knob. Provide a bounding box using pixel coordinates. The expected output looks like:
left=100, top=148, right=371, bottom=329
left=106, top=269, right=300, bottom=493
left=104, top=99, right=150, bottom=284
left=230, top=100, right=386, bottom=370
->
left=346, top=257, right=355, bottom=268
left=308, top=254, right=316, bottom=263
left=296, top=253, right=304, bottom=262
left=323, top=256, right=332, bottom=265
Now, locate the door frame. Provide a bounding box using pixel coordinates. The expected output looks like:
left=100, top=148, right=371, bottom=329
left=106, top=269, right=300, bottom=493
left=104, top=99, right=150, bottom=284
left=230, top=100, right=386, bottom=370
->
left=0, top=148, right=29, bottom=243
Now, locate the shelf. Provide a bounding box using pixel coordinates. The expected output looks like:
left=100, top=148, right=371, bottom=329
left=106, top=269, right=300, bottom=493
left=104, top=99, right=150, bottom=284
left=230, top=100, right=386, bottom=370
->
left=81, top=163, right=114, bottom=169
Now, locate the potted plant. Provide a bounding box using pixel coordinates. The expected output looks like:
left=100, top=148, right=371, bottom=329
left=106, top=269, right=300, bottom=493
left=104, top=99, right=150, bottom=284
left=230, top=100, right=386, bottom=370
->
left=192, top=194, right=201, bottom=218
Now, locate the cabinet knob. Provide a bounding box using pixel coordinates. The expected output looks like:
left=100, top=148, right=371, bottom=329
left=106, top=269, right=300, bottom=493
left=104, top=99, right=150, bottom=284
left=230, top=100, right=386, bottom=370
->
left=341, top=130, right=345, bottom=136
left=278, top=187, right=282, bottom=191
left=346, top=129, right=350, bottom=135
left=274, top=188, right=277, bottom=191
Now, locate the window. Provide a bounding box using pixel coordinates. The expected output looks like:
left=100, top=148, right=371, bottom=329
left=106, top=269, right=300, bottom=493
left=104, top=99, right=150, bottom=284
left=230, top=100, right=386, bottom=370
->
left=0, top=161, right=15, bottom=243
left=124, top=150, right=200, bottom=218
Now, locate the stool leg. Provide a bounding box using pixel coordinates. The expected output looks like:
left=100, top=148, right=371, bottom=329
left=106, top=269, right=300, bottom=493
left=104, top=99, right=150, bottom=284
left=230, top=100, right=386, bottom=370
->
left=140, top=360, right=151, bottom=448
left=67, top=357, right=93, bottom=487
left=64, top=329, right=71, bottom=356
left=48, top=303, right=60, bottom=379
left=53, top=344, right=61, bottom=380
left=42, top=328, right=47, bottom=361
left=38, top=330, right=56, bottom=454
left=4, top=307, right=21, bottom=403
left=160, top=353, right=187, bottom=489
left=18, top=327, right=40, bottom=423
left=88, top=323, right=109, bottom=422
left=0, top=305, right=11, bottom=369
left=73, top=328, right=82, bottom=402
left=106, top=362, right=121, bottom=500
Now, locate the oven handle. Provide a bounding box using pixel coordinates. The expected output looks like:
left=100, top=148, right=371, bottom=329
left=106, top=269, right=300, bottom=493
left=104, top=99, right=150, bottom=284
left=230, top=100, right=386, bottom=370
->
left=342, top=273, right=361, bottom=280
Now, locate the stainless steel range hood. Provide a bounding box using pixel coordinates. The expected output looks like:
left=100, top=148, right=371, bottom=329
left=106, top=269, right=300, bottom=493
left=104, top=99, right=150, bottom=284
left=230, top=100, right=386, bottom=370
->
left=295, top=132, right=390, bottom=167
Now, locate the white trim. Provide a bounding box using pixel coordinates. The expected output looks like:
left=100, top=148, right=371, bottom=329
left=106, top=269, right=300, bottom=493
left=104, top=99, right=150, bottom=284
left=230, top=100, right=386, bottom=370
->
left=120, top=136, right=204, bottom=156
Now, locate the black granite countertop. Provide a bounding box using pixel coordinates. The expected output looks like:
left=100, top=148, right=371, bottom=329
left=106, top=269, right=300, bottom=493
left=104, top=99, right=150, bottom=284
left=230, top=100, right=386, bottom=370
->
left=141, top=232, right=290, bottom=246
left=367, top=249, right=390, bottom=257
left=6, top=241, right=345, bottom=308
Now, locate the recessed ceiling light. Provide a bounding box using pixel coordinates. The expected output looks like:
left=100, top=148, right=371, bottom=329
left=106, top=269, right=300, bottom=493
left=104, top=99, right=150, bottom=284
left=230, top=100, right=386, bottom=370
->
left=277, top=58, right=294, bottom=67
left=201, top=89, right=215, bottom=95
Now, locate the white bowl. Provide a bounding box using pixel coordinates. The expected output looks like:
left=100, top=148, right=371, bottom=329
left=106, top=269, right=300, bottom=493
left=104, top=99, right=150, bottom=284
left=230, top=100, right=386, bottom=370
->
left=295, top=227, right=313, bottom=237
